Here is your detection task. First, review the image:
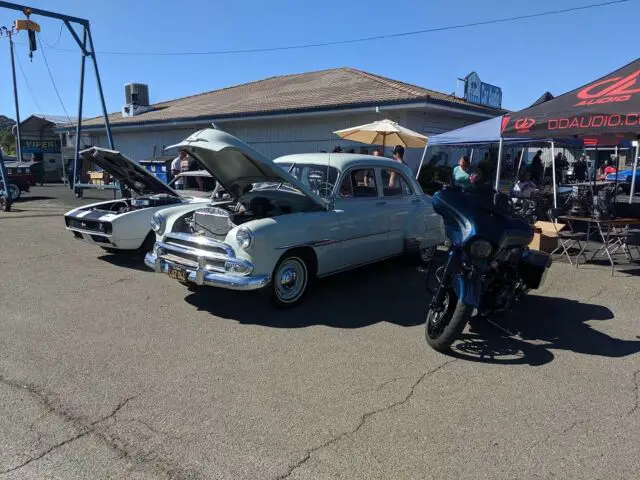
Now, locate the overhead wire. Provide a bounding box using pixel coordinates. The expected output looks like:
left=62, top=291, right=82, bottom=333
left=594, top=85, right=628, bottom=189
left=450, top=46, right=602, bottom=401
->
left=36, top=32, right=74, bottom=124
left=15, top=50, right=45, bottom=114
left=38, top=0, right=631, bottom=57
left=39, top=22, right=64, bottom=48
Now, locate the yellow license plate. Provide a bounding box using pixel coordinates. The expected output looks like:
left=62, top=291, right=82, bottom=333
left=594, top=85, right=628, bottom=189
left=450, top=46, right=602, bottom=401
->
left=167, top=266, right=188, bottom=282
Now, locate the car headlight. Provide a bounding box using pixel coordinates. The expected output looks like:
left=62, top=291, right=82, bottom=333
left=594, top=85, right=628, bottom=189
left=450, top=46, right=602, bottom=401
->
left=467, top=238, right=493, bottom=260
left=236, top=227, right=254, bottom=250
left=151, top=212, right=166, bottom=235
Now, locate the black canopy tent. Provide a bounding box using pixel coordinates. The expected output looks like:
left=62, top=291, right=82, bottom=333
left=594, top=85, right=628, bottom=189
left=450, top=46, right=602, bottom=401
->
left=500, top=57, right=640, bottom=203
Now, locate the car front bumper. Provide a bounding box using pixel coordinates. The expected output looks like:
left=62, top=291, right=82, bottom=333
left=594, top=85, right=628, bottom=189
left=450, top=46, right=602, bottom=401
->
left=144, top=240, right=270, bottom=291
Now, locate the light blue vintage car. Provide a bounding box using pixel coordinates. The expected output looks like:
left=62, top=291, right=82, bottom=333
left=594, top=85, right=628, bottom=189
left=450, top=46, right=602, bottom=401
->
left=145, top=129, right=445, bottom=307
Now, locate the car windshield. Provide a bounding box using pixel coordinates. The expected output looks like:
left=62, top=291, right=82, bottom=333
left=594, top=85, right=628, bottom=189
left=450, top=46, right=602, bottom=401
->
left=266, top=162, right=340, bottom=198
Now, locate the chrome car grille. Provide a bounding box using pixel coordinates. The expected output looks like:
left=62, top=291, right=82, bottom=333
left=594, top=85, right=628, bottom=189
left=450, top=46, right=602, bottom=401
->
left=65, top=216, right=111, bottom=234
left=157, top=232, right=235, bottom=273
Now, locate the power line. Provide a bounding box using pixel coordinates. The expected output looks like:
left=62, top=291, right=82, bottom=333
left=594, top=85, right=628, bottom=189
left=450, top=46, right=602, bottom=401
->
left=39, top=22, right=64, bottom=48
left=15, top=51, right=45, bottom=114
left=37, top=33, right=73, bottom=124
left=42, top=0, right=631, bottom=56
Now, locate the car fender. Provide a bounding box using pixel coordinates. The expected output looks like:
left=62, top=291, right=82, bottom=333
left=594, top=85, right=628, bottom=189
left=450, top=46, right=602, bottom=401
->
left=225, top=211, right=336, bottom=277
left=403, top=195, right=446, bottom=249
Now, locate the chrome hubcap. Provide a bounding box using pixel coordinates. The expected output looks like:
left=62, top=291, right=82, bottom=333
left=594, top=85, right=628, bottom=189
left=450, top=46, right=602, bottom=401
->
left=275, top=257, right=307, bottom=303
left=280, top=268, right=298, bottom=289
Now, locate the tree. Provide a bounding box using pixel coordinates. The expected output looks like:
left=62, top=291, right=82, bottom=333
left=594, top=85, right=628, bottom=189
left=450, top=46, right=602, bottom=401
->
left=0, top=129, right=16, bottom=156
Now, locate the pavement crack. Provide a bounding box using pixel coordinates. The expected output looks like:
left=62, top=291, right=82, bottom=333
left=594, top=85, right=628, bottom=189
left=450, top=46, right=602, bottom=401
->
left=629, top=370, right=640, bottom=416
left=585, top=286, right=606, bottom=304
left=349, top=375, right=413, bottom=397
left=275, top=359, right=457, bottom=480
left=90, top=394, right=141, bottom=426
left=0, top=374, right=146, bottom=475
left=0, top=430, right=91, bottom=475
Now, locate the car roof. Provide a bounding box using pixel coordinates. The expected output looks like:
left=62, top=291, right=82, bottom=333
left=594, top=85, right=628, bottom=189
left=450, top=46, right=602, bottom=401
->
left=274, top=153, right=404, bottom=172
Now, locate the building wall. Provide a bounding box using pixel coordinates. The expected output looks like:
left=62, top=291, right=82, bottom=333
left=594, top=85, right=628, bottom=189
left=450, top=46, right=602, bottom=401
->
left=79, top=108, right=491, bottom=176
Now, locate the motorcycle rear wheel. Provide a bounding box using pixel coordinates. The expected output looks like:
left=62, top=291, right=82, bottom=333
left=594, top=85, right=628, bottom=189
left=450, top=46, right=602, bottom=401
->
left=425, top=288, right=473, bottom=352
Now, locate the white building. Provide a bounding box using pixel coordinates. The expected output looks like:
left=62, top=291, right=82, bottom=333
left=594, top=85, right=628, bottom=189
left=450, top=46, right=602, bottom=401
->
left=57, top=68, right=504, bottom=174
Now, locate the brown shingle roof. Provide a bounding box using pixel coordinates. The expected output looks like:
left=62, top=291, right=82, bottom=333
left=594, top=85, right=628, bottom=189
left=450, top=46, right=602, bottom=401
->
left=79, top=67, right=503, bottom=128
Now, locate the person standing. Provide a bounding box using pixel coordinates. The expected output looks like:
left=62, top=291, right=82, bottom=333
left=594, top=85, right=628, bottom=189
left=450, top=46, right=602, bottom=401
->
left=453, top=156, right=472, bottom=188
left=388, top=145, right=406, bottom=187
left=574, top=154, right=587, bottom=183
left=530, top=150, right=544, bottom=185
left=171, top=149, right=190, bottom=190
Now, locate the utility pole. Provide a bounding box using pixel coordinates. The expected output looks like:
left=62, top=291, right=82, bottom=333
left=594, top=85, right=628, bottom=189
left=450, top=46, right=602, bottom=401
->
left=8, top=30, right=22, bottom=162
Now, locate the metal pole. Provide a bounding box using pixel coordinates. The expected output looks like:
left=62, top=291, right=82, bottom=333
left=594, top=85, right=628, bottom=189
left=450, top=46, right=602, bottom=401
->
left=73, top=28, right=87, bottom=195
left=630, top=141, right=639, bottom=204
left=86, top=27, right=113, bottom=149
left=59, top=132, right=66, bottom=184
left=415, top=140, right=429, bottom=180
left=551, top=141, right=557, bottom=208
left=494, top=137, right=504, bottom=191
left=8, top=34, right=22, bottom=162
left=469, top=148, right=474, bottom=164
left=613, top=145, right=620, bottom=204
left=0, top=148, right=11, bottom=209
left=516, top=145, right=526, bottom=179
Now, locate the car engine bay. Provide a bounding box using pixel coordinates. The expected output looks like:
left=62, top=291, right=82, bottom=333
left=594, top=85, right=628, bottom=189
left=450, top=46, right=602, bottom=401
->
left=88, top=194, right=183, bottom=215
left=176, top=190, right=319, bottom=237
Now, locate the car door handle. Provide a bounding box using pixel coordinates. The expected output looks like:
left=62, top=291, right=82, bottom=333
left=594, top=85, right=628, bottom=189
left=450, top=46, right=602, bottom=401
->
left=376, top=201, right=386, bottom=206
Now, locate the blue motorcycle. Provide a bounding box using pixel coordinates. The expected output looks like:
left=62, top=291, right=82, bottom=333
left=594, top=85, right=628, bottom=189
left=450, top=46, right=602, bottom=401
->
left=425, top=185, right=552, bottom=352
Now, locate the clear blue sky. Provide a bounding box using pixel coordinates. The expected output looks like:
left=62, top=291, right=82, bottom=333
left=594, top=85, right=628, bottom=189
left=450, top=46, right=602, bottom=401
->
left=0, top=0, right=637, bottom=121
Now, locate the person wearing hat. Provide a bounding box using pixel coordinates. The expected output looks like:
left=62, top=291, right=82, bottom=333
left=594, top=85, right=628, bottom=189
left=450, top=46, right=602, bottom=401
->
left=388, top=145, right=406, bottom=187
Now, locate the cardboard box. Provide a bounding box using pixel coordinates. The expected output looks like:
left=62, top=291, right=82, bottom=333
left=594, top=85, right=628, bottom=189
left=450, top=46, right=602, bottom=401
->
left=529, top=221, right=565, bottom=253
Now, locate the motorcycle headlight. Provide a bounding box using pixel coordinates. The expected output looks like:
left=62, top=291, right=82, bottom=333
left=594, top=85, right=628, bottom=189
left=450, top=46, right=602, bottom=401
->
left=236, top=227, right=254, bottom=250
left=467, top=238, right=493, bottom=260
left=151, top=212, right=166, bottom=235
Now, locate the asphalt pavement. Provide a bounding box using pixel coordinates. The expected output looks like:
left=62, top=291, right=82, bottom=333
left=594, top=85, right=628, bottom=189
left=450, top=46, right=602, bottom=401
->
left=1, top=185, right=639, bottom=479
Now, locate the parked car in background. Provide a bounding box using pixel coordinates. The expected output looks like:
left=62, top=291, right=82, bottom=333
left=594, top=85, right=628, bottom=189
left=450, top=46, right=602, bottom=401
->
left=64, top=148, right=210, bottom=253
left=3, top=161, right=36, bottom=200
left=145, top=129, right=445, bottom=307
left=605, top=167, right=640, bottom=194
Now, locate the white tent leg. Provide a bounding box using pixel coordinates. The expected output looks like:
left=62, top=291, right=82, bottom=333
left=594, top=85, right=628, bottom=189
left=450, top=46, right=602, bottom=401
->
left=630, top=142, right=639, bottom=204
left=517, top=145, right=526, bottom=179
left=551, top=141, right=557, bottom=208
left=469, top=148, right=474, bottom=164
left=416, top=140, right=429, bottom=180
left=494, top=137, right=504, bottom=191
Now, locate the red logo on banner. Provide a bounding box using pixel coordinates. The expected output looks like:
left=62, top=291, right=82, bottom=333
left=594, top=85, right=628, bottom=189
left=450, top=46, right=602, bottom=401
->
left=500, top=115, right=510, bottom=133
left=575, top=69, right=640, bottom=106
left=514, top=118, right=535, bottom=132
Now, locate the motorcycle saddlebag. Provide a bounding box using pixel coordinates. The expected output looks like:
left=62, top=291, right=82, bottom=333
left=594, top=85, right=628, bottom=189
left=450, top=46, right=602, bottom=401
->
left=519, top=249, right=552, bottom=289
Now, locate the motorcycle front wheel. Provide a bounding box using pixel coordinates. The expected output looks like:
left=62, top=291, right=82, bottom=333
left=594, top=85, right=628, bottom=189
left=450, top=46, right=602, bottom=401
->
left=425, top=288, right=473, bottom=352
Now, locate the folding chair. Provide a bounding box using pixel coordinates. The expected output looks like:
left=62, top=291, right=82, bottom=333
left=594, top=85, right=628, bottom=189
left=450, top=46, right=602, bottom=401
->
left=548, top=208, right=588, bottom=265
left=610, top=227, right=640, bottom=260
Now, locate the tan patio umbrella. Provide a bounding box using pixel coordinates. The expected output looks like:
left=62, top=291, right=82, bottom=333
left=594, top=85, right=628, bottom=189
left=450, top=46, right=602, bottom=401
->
left=333, top=119, right=427, bottom=151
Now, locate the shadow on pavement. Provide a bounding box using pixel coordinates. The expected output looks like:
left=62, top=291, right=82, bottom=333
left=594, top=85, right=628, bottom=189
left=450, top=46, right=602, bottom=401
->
left=98, top=252, right=151, bottom=273
left=185, top=259, right=430, bottom=329
left=448, top=294, right=637, bottom=365
left=16, top=195, right=57, bottom=202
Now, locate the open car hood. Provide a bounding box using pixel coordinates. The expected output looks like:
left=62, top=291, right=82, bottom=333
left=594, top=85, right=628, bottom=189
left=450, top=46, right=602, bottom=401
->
left=168, top=129, right=327, bottom=208
left=80, top=147, right=179, bottom=197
